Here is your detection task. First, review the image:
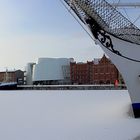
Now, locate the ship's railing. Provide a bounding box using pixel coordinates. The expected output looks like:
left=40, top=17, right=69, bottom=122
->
left=64, top=0, right=140, bottom=44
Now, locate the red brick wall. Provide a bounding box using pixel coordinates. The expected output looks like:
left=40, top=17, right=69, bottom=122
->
left=70, top=55, right=119, bottom=85
left=0, top=72, right=16, bottom=83
left=0, top=72, right=5, bottom=82
left=70, top=61, right=94, bottom=84
left=93, top=55, right=118, bottom=84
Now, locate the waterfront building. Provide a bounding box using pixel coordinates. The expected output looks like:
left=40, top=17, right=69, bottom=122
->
left=25, top=56, right=123, bottom=85
left=0, top=70, right=24, bottom=84
left=70, top=55, right=121, bottom=85
left=25, top=63, right=36, bottom=85
left=70, top=61, right=93, bottom=84
left=32, top=58, right=74, bottom=85
left=93, top=55, right=119, bottom=84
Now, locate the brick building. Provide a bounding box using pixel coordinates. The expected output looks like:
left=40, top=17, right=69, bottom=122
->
left=0, top=70, right=24, bottom=85
left=93, top=55, right=119, bottom=84
left=70, top=55, right=120, bottom=85
left=70, top=61, right=93, bottom=84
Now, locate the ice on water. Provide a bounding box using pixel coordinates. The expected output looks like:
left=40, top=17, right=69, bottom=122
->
left=0, top=90, right=139, bottom=140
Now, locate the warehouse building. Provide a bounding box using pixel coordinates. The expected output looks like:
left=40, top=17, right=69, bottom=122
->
left=0, top=69, right=24, bottom=85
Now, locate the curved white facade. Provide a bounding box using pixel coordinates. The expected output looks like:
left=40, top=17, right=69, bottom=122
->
left=26, top=63, right=36, bottom=85
left=33, top=58, right=73, bottom=82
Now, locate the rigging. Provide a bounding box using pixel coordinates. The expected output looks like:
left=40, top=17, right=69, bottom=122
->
left=112, top=2, right=140, bottom=8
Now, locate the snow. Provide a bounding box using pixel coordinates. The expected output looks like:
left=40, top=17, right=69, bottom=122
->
left=0, top=90, right=139, bottom=140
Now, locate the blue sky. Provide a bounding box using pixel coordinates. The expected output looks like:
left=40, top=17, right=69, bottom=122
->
left=0, top=0, right=139, bottom=70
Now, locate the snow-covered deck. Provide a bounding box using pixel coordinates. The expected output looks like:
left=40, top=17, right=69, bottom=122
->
left=0, top=90, right=139, bottom=140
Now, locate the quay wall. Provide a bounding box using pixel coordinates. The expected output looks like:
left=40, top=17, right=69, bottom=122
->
left=17, top=84, right=126, bottom=90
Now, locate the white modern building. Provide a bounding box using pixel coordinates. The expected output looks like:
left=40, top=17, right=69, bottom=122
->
left=31, top=58, right=74, bottom=85
left=25, top=63, right=36, bottom=85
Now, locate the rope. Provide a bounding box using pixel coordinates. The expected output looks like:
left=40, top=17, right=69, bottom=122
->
left=123, top=8, right=131, bottom=22
left=116, top=0, right=140, bottom=25
left=59, top=0, right=140, bottom=63
left=133, top=14, right=140, bottom=25
left=59, top=0, right=95, bottom=42
left=114, top=0, right=121, bottom=9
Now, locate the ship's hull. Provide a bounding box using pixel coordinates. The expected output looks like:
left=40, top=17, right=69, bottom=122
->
left=95, top=32, right=140, bottom=118
left=63, top=0, right=140, bottom=118
left=0, top=82, right=17, bottom=90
